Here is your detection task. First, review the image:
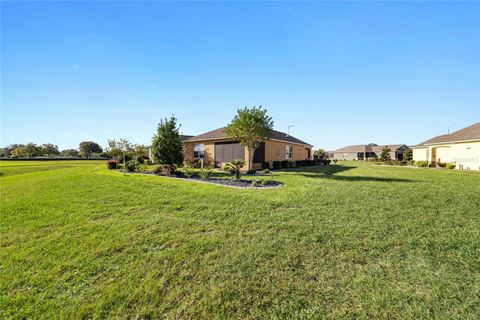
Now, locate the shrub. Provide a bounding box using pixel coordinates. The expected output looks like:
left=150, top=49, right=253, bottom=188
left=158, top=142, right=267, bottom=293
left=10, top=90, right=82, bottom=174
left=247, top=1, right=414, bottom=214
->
left=154, top=164, right=175, bottom=176
left=136, top=155, right=146, bottom=164
left=272, top=161, right=282, bottom=170
left=260, top=179, right=267, bottom=185
left=199, top=166, right=213, bottom=179
left=446, top=163, right=456, bottom=169
left=184, top=159, right=201, bottom=168
left=184, top=166, right=195, bottom=178
left=281, top=160, right=288, bottom=168
left=437, top=162, right=447, bottom=168
left=287, top=161, right=296, bottom=168
left=106, top=160, right=118, bottom=169
left=125, top=160, right=137, bottom=172
left=414, top=160, right=428, bottom=167
left=296, top=160, right=303, bottom=167
left=261, top=162, right=270, bottom=170
left=144, top=159, right=153, bottom=165
left=251, top=180, right=258, bottom=188
left=321, top=159, right=331, bottom=165
left=223, top=159, right=246, bottom=180
left=263, top=168, right=270, bottom=174
left=137, top=164, right=149, bottom=172
left=247, top=169, right=256, bottom=175
left=333, top=159, right=338, bottom=164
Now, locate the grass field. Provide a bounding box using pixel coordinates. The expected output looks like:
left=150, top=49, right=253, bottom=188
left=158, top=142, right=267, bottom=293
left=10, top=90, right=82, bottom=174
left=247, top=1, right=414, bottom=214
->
left=1, top=160, right=479, bottom=319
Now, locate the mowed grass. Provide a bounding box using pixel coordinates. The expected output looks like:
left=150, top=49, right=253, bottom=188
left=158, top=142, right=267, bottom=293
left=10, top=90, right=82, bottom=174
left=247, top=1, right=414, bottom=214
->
left=1, top=161, right=479, bottom=319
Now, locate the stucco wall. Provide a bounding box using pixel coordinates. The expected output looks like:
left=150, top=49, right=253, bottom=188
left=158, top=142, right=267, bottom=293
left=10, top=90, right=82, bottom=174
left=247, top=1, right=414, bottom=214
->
left=413, top=141, right=480, bottom=170
left=332, top=152, right=358, bottom=161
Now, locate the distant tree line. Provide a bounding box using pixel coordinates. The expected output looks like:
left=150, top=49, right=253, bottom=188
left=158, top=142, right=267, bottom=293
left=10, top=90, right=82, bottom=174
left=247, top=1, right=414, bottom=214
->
left=0, top=141, right=104, bottom=159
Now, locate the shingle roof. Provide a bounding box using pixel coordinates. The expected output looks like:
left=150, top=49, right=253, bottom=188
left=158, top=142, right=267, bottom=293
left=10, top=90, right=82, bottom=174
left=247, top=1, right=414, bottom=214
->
left=185, top=127, right=313, bottom=146
left=414, top=122, right=480, bottom=147
left=332, top=144, right=407, bottom=153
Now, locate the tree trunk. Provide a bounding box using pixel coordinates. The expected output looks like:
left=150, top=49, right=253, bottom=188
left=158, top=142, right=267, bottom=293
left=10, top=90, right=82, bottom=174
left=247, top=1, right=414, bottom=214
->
left=248, top=145, right=255, bottom=171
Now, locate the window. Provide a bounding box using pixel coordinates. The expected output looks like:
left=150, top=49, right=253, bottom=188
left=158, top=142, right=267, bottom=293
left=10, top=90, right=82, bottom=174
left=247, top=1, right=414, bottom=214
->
left=193, top=144, right=204, bottom=158
left=286, top=145, right=292, bottom=159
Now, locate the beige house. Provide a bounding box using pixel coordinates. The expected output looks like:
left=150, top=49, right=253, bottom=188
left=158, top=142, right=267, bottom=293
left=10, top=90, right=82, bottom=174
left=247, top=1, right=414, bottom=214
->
left=183, top=127, right=313, bottom=170
left=412, top=122, right=480, bottom=170
left=331, top=144, right=408, bottom=161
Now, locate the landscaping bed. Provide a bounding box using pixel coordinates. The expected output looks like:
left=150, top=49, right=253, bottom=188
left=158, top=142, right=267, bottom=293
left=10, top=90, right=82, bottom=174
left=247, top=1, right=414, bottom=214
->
left=125, top=171, right=282, bottom=188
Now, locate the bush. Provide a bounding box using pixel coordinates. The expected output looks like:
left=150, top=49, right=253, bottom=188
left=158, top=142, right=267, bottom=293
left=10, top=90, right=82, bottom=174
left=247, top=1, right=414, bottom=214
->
left=272, top=161, right=282, bottom=170
left=125, top=160, right=137, bottom=172
left=184, top=166, right=195, bottom=178
left=287, top=161, right=296, bottom=168
left=446, top=163, right=456, bottom=169
left=320, top=159, right=331, bottom=165
left=281, top=160, right=288, bottom=169
left=261, top=162, right=270, bottom=170
left=222, top=159, right=246, bottom=180
left=262, top=168, right=270, bottom=174
left=106, top=160, right=118, bottom=169
left=137, top=164, right=149, bottom=172
left=199, top=166, right=213, bottom=179
left=414, top=160, right=428, bottom=167
left=437, top=162, right=447, bottom=168
left=153, top=164, right=175, bottom=176
left=251, top=180, right=258, bottom=188
left=247, top=169, right=256, bottom=175
left=184, top=159, right=201, bottom=168
left=296, top=160, right=303, bottom=167
left=260, top=178, right=267, bottom=185
left=136, top=155, right=146, bottom=164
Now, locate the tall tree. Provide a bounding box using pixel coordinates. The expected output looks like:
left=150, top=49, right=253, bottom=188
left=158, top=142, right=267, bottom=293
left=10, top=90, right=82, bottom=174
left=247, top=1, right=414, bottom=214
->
left=79, top=141, right=103, bottom=158
left=379, top=146, right=392, bottom=161
left=151, top=116, right=184, bottom=166
left=403, top=147, right=413, bottom=161
left=23, top=143, right=43, bottom=158
left=225, top=106, right=274, bottom=170
left=42, top=144, right=60, bottom=157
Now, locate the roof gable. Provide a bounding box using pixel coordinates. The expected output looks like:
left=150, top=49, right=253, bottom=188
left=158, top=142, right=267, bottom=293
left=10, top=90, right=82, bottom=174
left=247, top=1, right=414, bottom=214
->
left=415, top=122, right=480, bottom=146
left=185, top=127, right=312, bottom=146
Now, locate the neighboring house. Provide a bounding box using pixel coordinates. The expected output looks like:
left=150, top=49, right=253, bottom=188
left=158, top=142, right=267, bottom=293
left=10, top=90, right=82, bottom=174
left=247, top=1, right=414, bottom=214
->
left=331, top=144, right=408, bottom=161
left=147, top=135, right=193, bottom=162
left=183, top=127, right=313, bottom=169
left=412, top=122, right=480, bottom=170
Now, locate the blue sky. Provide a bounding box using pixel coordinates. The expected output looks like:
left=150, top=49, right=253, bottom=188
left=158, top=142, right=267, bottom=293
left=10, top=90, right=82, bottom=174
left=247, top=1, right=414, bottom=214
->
left=1, top=1, right=479, bottom=150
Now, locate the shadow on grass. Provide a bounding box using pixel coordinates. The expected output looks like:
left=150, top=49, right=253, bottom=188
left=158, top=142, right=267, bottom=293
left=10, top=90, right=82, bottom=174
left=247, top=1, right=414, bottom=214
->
left=282, top=165, right=415, bottom=183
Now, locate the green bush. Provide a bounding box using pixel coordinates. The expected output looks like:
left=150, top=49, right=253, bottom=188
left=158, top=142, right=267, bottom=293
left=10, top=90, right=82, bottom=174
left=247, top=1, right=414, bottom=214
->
left=263, top=168, right=270, bottom=174
left=261, top=162, right=270, bottom=170
left=184, top=166, right=195, bottom=178
left=287, top=161, right=296, bottom=168
left=125, top=160, right=137, bottom=172
left=281, top=160, right=288, bottom=168
left=414, top=160, right=428, bottom=167
left=199, top=166, right=213, bottom=179
left=247, top=169, right=256, bottom=175
left=446, top=163, right=456, bottom=169
left=222, top=159, right=246, bottom=180
left=437, top=162, right=447, bottom=168
left=251, top=180, right=258, bottom=187
left=106, top=160, right=118, bottom=169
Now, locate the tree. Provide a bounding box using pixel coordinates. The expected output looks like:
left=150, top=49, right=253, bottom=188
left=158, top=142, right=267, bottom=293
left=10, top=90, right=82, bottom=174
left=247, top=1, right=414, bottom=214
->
left=379, top=146, right=391, bottom=161
left=22, top=143, right=43, bottom=158
left=60, top=149, right=80, bottom=157
left=222, top=159, right=246, bottom=180
left=151, top=116, right=184, bottom=166
left=314, top=149, right=327, bottom=160
left=4, top=144, right=24, bottom=158
left=403, top=147, right=413, bottom=161
left=42, top=144, right=60, bottom=158
left=79, top=141, right=103, bottom=158
left=225, top=106, right=274, bottom=170
left=106, top=139, right=133, bottom=160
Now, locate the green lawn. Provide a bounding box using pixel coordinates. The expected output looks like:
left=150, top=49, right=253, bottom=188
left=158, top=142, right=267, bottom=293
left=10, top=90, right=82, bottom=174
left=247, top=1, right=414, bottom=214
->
left=1, top=160, right=479, bottom=319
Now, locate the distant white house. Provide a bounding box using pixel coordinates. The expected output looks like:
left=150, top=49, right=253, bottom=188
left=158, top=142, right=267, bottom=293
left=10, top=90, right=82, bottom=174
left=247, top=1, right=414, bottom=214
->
left=412, top=122, right=480, bottom=171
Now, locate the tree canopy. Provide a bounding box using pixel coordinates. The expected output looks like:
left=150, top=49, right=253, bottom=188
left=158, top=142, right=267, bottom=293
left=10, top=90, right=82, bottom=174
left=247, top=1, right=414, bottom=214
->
left=379, top=146, right=392, bottom=161
left=225, top=106, right=274, bottom=170
left=79, top=141, right=103, bottom=158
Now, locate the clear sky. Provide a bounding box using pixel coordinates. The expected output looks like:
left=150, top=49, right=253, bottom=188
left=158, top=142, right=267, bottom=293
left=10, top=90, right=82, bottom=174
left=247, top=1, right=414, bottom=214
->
left=1, top=1, right=479, bottom=151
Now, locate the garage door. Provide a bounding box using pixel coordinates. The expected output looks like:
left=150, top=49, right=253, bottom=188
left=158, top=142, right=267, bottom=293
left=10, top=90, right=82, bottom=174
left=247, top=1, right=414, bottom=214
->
left=215, top=142, right=245, bottom=167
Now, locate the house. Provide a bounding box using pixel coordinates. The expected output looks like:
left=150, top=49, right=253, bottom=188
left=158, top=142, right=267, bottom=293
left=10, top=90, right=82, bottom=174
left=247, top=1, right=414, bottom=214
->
left=182, top=127, right=313, bottom=169
left=412, top=122, right=480, bottom=170
left=331, top=144, right=408, bottom=161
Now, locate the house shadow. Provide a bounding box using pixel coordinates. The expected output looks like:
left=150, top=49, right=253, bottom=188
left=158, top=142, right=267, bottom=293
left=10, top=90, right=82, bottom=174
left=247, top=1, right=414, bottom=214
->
left=287, top=165, right=415, bottom=183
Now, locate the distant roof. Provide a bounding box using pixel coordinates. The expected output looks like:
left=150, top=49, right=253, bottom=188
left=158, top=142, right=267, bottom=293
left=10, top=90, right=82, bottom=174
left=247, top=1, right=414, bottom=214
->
left=332, top=144, right=407, bottom=153
left=414, top=122, right=480, bottom=147
left=185, top=127, right=313, bottom=146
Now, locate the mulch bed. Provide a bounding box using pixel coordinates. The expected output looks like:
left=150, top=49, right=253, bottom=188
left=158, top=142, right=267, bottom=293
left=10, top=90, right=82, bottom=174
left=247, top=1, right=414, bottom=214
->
left=123, top=171, right=283, bottom=189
